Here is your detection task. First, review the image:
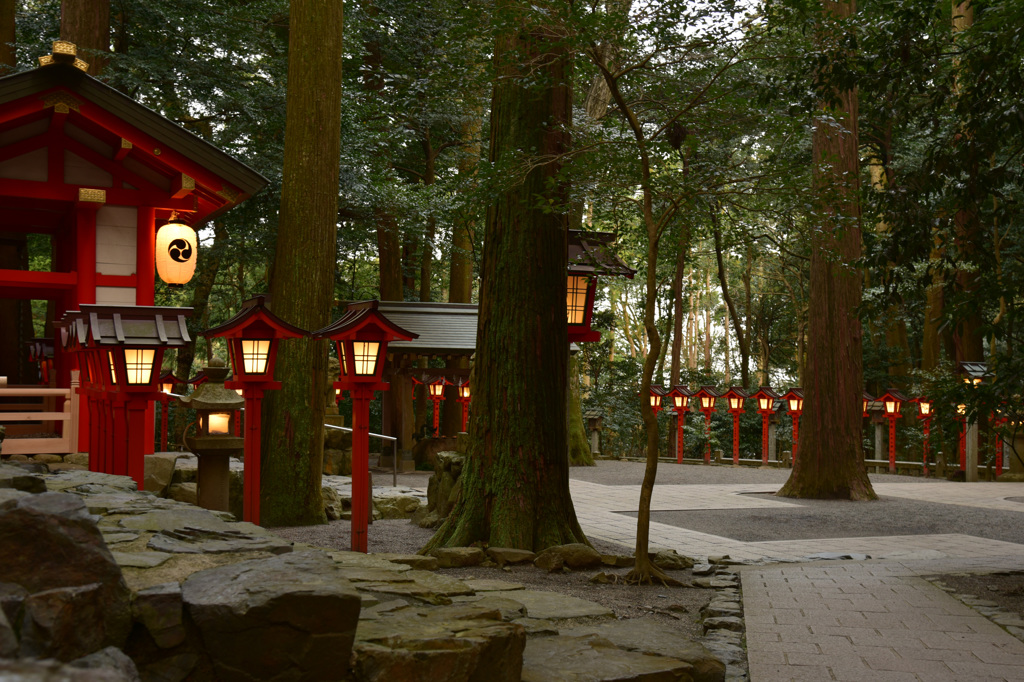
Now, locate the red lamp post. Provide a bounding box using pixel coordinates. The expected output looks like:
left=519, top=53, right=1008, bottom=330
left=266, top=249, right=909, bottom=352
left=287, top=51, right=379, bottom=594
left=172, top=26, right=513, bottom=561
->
left=567, top=230, right=636, bottom=344
left=722, top=388, right=748, bottom=465
left=204, top=295, right=307, bottom=525
left=313, top=301, right=417, bottom=552
left=428, top=376, right=446, bottom=437
left=749, top=387, right=780, bottom=465
left=157, top=371, right=184, bottom=452
left=781, top=388, right=803, bottom=467
left=878, top=389, right=907, bottom=473
left=667, top=385, right=691, bottom=463
left=911, top=397, right=933, bottom=476
left=454, top=379, right=471, bottom=433
left=692, top=386, right=721, bottom=464
left=61, top=306, right=192, bottom=487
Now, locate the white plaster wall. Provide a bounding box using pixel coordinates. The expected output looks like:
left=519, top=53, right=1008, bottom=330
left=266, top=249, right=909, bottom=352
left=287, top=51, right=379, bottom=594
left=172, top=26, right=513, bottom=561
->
left=96, top=206, right=137, bottom=277
left=65, top=151, right=113, bottom=187
left=0, top=120, right=47, bottom=146
left=96, top=286, right=136, bottom=305
left=0, top=148, right=47, bottom=181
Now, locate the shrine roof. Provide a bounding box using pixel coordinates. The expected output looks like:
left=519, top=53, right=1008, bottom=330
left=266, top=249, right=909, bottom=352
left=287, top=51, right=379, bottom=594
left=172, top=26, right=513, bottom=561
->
left=0, top=57, right=267, bottom=224
left=373, top=301, right=478, bottom=357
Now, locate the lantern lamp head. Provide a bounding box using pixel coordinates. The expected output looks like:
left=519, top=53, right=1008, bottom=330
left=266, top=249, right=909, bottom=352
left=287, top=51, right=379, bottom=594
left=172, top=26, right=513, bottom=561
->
left=155, top=220, right=198, bottom=287
left=919, top=400, right=931, bottom=416
left=428, top=378, right=446, bottom=399
left=458, top=383, right=471, bottom=400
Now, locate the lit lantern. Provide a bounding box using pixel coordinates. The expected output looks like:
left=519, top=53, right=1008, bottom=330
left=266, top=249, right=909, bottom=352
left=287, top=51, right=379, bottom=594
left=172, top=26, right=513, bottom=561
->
left=425, top=376, right=446, bottom=438
left=648, top=386, right=666, bottom=415
left=179, top=358, right=244, bottom=513
left=911, top=397, right=933, bottom=476
left=204, top=294, right=308, bottom=525
left=155, top=220, right=198, bottom=287
left=692, top=386, right=721, bottom=464
left=566, top=230, right=636, bottom=344
left=722, top=387, right=748, bottom=465
left=780, top=388, right=804, bottom=467
left=877, top=389, right=907, bottom=473
left=863, top=392, right=874, bottom=418
left=749, top=387, right=780, bottom=465
left=668, top=385, right=691, bottom=463
left=455, top=379, right=471, bottom=433
left=312, top=300, right=417, bottom=553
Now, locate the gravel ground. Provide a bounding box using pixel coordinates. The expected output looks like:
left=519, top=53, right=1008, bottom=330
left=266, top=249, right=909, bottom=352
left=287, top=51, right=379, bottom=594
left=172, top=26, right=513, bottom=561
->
left=926, top=572, right=1024, bottom=618
left=626, top=494, right=1024, bottom=544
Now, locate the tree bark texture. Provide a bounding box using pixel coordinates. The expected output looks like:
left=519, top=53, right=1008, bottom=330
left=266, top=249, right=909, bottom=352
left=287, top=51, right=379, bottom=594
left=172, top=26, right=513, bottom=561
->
left=0, top=0, right=14, bottom=73
left=423, top=1, right=586, bottom=551
left=60, top=0, right=109, bottom=75
left=259, top=0, right=344, bottom=526
left=448, top=110, right=482, bottom=305
left=778, top=0, right=875, bottom=500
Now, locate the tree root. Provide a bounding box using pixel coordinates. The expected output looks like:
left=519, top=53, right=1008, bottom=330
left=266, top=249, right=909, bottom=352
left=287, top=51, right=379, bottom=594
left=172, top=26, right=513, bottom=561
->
left=620, top=564, right=686, bottom=587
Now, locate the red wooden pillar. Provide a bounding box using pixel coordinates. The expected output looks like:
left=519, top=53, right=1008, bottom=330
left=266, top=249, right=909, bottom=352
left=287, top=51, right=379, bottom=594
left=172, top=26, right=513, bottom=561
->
left=922, top=418, right=931, bottom=477
left=137, top=207, right=158, bottom=454
left=888, top=416, right=898, bottom=473
left=350, top=387, right=373, bottom=553
left=159, top=396, right=169, bottom=452
left=126, top=401, right=148, bottom=486
left=242, top=389, right=264, bottom=524
left=75, top=207, right=97, bottom=305
left=703, top=412, right=712, bottom=464
left=761, top=414, right=770, bottom=464
left=676, top=414, right=685, bottom=463
left=791, top=415, right=799, bottom=466
left=731, top=413, right=741, bottom=465
left=994, top=417, right=1005, bottom=477
left=111, top=400, right=129, bottom=475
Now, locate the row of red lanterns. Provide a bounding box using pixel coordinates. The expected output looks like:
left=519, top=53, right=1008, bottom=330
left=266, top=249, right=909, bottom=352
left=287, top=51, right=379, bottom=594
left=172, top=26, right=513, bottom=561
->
left=411, top=377, right=471, bottom=436
left=647, top=385, right=935, bottom=471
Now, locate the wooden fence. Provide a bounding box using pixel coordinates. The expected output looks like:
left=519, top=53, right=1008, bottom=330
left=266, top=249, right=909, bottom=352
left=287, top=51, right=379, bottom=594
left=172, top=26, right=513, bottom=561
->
left=0, top=371, right=80, bottom=456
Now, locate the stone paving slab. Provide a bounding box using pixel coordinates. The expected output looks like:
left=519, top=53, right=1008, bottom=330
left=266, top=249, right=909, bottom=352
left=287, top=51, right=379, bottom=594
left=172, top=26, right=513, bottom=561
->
left=742, top=562, right=1024, bottom=681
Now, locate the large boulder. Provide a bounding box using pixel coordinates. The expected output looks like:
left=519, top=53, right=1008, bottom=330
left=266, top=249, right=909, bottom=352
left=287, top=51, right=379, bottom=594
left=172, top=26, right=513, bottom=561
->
left=323, top=485, right=343, bottom=520
left=353, top=604, right=525, bottom=682
left=0, top=492, right=131, bottom=660
left=182, top=550, right=362, bottom=681
left=373, top=494, right=421, bottom=519
left=323, top=448, right=352, bottom=476
left=143, top=452, right=181, bottom=496
left=522, top=634, right=695, bottom=682
left=533, top=543, right=603, bottom=571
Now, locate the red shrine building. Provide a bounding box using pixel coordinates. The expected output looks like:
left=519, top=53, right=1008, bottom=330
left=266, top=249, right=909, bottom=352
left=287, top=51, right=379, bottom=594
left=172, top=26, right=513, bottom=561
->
left=0, top=42, right=266, bottom=472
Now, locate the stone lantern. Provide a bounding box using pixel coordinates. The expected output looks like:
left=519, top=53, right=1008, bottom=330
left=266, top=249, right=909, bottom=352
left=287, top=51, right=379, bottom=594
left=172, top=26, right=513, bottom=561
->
left=179, top=357, right=244, bottom=513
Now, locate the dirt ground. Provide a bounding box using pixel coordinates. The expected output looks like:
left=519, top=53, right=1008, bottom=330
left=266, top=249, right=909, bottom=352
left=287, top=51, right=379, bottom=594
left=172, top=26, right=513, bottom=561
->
left=927, top=571, right=1024, bottom=618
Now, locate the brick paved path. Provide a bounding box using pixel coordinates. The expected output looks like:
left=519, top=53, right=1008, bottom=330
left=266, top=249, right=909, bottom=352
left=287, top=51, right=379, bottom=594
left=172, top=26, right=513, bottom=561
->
left=743, top=561, right=1024, bottom=681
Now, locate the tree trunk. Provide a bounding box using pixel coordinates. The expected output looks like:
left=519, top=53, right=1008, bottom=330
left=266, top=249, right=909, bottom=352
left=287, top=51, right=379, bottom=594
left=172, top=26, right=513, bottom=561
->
left=376, top=212, right=403, bottom=300
left=669, top=237, right=685, bottom=385
left=423, top=0, right=586, bottom=551
left=0, top=0, right=14, bottom=74
left=60, top=0, right=109, bottom=76
left=714, top=224, right=750, bottom=387
left=778, top=0, right=875, bottom=501
left=448, top=110, right=482, bottom=305
left=259, top=0, right=344, bottom=527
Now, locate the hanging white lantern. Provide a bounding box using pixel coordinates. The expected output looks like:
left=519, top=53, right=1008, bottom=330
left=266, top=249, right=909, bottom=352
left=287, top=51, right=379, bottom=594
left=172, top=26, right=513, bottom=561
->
left=155, top=222, right=198, bottom=286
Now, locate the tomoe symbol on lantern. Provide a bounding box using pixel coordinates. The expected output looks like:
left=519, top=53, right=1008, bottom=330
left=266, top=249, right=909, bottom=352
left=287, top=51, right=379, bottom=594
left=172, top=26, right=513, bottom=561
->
left=169, top=238, right=193, bottom=263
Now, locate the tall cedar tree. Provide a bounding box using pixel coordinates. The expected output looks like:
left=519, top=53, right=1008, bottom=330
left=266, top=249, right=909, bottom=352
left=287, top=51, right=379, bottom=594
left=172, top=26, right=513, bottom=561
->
left=60, top=0, right=108, bottom=75
left=422, top=0, right=589, bottom=551
left=259, top=0, right=344, bottom=526
left=778, top=0, right=875, bottom=500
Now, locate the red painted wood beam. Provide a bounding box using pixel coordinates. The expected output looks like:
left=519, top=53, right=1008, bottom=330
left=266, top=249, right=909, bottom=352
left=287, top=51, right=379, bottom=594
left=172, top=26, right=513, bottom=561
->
left=74, top=98, right=241, bottom=198
left=0, top=178, right=197, bottom=211
left=114, top=138, right=131, bottom=162
left=75, top=207, right=96, bottom=304
left=0, top=268, right=77, bottom=289
left=0, top=132, right=49, bottom=163
left=170, top=174, right=194, bottom=199
left=62, top=135, right=163, bottom=192
left=96, top=273, right=138, bottom=288
left=0, top=98, right=46, bottom=127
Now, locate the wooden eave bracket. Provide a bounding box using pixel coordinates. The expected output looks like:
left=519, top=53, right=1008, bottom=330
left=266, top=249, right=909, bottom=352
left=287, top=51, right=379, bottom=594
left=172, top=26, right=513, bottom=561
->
left=171, top=173, right=195, bottom=199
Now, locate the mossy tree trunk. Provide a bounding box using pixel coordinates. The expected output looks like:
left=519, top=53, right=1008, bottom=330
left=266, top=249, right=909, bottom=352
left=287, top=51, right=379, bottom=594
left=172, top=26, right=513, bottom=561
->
left=778, top=0, right=875, bottom=501
left=259, top=0, right=344, bottom=527
left=423, top=0, right=588, bottom=552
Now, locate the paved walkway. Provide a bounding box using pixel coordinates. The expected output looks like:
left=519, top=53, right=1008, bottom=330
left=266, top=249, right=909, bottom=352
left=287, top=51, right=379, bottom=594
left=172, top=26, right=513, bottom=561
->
left=567, top=473, right=1024, bottom=681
